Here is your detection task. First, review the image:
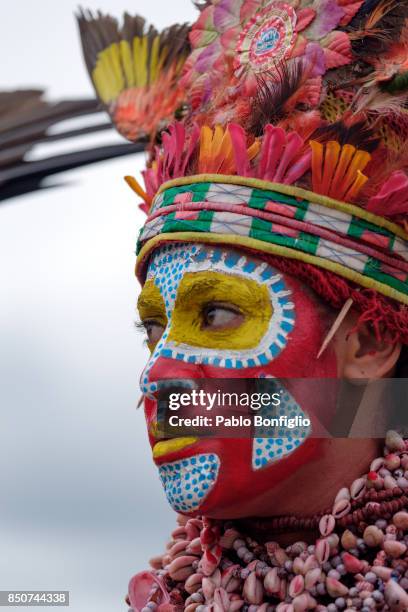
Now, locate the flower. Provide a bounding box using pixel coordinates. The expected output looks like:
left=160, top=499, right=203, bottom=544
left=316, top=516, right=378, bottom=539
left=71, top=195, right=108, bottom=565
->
left=184, top=0, right=361, bottom=115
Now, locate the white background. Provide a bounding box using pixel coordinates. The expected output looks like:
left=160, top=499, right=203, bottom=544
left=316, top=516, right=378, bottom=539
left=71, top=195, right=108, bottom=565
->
left=0, top=2, right=197, bottom=610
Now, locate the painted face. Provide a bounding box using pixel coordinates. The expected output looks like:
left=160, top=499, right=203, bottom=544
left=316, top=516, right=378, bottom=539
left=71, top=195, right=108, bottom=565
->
left=137, top=243, right=338, bottom=517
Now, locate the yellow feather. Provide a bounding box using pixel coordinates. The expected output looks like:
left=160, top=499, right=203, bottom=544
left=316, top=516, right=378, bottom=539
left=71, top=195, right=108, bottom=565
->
left=324, top=141, right=341, bottom=195
left=219, top=130, right=234, bottom=173
left=345, top=170, right=369, bottom=201
left=133, top=37, right=143, bottom=86
left=149, top=36, right=160, bottom=84
left=331, top=144, right=356, bottom=195
left=341, top=149, right=371, bottom=196
left=139, top=36, right=148, bottom=87
left=212, top=125, right=224, bottom=158
left=120, top=40, right=134, bottom=87
left=109, top=43, right=125, bottom=93
left=199, top=126, right=213, bottom=172
left=158, top=45, right=169, bottom=73
left=310, top=140, right=324, bottom=192
left=92, top=65, right=108, bottom=103
left=93, top=53, right=118, bottom=103
left=247, top=139, right=261, bottom=160
left=94, top=45, right=125, bottom=102
left=124, top=175, right=152, bottom=205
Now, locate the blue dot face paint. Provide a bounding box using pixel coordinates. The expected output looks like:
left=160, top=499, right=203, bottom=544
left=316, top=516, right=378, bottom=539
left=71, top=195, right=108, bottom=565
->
left=159, top=454, right=220, bottom=512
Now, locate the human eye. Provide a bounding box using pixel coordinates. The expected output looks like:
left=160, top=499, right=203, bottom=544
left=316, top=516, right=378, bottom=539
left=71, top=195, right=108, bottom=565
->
left=135, top=319, right=165, bottom=345
left=201, top=302, right=245, bottom=331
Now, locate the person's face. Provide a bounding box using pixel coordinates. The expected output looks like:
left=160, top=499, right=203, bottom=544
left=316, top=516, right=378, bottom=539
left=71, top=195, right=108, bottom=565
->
left=137, top=242, right=339, bottom=517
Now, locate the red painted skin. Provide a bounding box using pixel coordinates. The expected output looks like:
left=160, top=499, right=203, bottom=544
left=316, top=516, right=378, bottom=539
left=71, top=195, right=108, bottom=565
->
left=143, top=264, right=339, bottom=518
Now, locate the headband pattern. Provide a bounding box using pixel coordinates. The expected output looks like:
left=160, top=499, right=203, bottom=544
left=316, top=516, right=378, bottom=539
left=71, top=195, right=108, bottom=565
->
left=137, top=176, right=408, bottom=305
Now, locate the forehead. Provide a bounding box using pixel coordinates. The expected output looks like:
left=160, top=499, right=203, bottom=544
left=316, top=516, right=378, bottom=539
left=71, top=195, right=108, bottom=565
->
left=142, top=244, right=293, bottom=309
left=144, top=242, right=280, bottom=283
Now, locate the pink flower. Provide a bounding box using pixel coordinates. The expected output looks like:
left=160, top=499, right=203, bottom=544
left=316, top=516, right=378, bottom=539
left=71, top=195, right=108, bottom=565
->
left=366, top=171, right=408, bottom=217
left=142, top=122, right=200, bottom=199
left=229, top=123, right=311, bottom=183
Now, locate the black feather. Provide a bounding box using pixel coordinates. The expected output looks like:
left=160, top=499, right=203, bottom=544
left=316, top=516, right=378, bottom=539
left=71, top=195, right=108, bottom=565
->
left=348, top=0, right=408, bottom=59
left=382, top=71, right=408, bottom=94
left=352, top=0, right=384, bottom=19
left=248, top=61, right=305, bottom=135
left=311, top=120, right=380, bottom=153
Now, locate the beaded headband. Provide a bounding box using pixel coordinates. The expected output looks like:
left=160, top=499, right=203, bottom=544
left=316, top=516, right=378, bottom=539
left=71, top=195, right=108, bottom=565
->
left=136, top=173, right=408, bottom=305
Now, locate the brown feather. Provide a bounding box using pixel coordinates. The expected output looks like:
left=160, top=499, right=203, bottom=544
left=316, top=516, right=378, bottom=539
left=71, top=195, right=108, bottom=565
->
left=349, top=0, right=408, bottom=58
left=351, top=86, right=408, bottom=116
left=248, top=60, right=306, bottom=135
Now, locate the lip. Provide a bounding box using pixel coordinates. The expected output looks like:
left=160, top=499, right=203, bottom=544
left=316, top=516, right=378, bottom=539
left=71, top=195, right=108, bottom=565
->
left=152, top=436, right=199, bottom=460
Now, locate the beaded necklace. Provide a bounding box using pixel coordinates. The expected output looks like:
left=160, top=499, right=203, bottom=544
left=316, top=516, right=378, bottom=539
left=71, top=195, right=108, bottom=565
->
left=127, top=431, right=408, bottom=612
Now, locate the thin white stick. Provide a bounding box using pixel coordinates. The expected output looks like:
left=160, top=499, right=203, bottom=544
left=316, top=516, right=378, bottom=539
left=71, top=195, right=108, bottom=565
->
left=317, top=298, right=354, bottom=359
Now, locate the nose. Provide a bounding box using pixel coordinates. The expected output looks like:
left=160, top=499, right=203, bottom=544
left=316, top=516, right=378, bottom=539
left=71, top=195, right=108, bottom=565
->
left=147, top=356, right=205, bottom=383
left=139, top=322, right=207, bottom=395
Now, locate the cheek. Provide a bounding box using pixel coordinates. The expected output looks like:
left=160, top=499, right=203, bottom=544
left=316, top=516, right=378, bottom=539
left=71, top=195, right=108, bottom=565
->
left=260, top=280, right=337, bottom=377
left=202, top=285, right=337, bottom=379
left=196, top=437, right=323, bottom=517
left=144, top=399, right=157, bottom=449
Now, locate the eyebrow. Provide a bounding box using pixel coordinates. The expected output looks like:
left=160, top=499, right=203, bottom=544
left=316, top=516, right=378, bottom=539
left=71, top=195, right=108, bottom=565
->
left=137, top=283, right=165, bottom=315
left=175, top=272, right=257, bottom=304
left=138, top=271, right=261, bottom=310
left=137, top=292, right=154, bottom=309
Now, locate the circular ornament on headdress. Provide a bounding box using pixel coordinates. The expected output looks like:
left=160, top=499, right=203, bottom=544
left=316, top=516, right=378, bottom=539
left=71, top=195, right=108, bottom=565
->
left=236, top=3, right=297, bottom=74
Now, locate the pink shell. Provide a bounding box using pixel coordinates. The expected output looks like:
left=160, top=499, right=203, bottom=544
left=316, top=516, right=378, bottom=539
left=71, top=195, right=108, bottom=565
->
left=128, top=571, right=170, bottom=612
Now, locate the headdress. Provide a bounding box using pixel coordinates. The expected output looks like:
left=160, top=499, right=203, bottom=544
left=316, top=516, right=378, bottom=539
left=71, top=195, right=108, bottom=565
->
left=78, top=0, right=408, bottom=343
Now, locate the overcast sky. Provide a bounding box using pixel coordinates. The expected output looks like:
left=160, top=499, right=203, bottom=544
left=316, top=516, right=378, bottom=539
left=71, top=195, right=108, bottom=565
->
left=0, top=2, right=197, bottom=610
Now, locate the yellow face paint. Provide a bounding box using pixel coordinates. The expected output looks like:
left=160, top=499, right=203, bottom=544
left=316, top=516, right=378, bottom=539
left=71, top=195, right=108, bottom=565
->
left=137, top=279, right=167, bottom=352
left=138, top=271, right=273, bottom=351
left=152, top=437, right=198, bottom=459
left=170, top=271, right=272, bottom=350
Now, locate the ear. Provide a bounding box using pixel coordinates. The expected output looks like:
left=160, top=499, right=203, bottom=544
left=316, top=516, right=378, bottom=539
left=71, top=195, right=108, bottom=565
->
left=339, top=322, right=401, bottom=379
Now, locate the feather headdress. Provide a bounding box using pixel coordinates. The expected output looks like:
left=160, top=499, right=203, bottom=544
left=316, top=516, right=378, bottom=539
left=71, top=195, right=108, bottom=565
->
left=78, top=1, right=408, bottom=343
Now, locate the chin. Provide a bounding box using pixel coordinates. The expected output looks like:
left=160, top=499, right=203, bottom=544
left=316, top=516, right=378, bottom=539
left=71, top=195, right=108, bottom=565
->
left=151, top=433, right=326, bottom=518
